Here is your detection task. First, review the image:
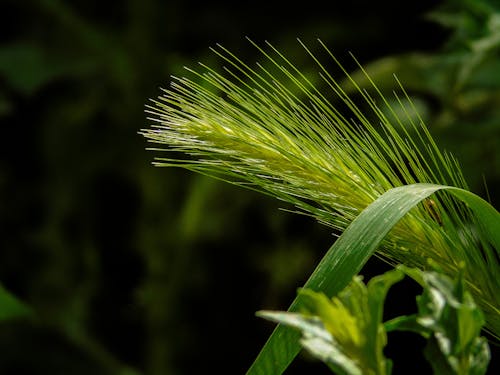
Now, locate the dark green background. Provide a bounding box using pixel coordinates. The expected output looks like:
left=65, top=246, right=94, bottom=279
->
left=1, top=0, right=499, bottom=374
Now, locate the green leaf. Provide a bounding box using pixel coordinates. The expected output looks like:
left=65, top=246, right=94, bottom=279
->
left=256, top=311, right=361, bottom=375
left=258, top=269, right=402, bottom=375
left=0, top=284, right=33, bottom=322
left=400, top=267, right=491, bottom=375
left=247, top=183, right=500, bottom=375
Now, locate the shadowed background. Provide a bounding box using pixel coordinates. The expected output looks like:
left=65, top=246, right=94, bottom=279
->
left=1, top=0, right=499, bottom=374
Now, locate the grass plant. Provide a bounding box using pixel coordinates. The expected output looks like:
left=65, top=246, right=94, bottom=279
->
left=140, top=40, right=500, bottom=373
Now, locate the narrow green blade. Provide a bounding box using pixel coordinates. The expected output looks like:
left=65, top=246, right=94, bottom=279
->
left=247, top=183, right=500, bottom=375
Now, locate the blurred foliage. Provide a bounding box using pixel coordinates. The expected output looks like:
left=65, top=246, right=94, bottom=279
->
left=0, top=284, right=33, bottom=322
left=0, top=0, right=498, bottom=374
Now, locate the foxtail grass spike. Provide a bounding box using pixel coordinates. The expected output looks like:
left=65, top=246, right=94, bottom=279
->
left=141, top=40, right=499, bottom=340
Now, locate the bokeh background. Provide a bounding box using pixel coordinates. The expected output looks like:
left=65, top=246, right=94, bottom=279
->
left=1, top=0, right=499, bottom=374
